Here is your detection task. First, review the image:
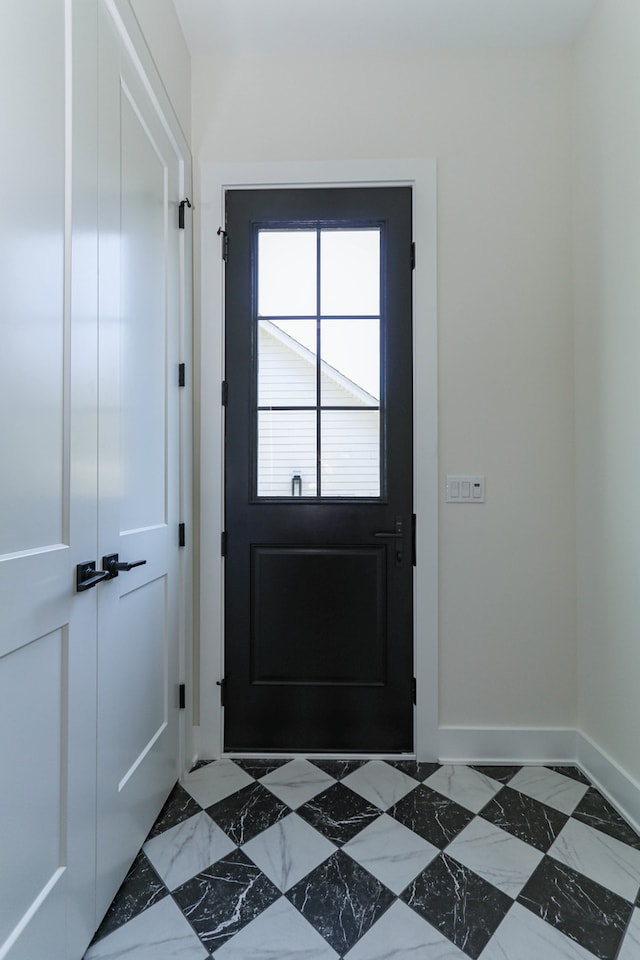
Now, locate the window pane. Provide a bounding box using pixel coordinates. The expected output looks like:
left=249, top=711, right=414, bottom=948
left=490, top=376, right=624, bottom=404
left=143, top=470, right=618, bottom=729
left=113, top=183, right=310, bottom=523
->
left=257, top=410, right=317, bottom=497
left=258, top=319, right=317, bottom=406
left=320, top=230, right=380, bottom=316
left=321, top=319, right=379, bottom=406
left=321, top=410, right=380, bottom=497
left=258, top=230, right=317, bottom=317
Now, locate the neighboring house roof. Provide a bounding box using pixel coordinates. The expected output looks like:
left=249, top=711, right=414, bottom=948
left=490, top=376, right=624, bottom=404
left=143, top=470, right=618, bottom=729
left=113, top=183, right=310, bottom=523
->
left=259, top=319, right=379, bottom=406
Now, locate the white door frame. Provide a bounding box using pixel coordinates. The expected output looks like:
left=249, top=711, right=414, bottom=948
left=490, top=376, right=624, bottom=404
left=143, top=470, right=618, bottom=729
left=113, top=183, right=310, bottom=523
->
left=195, top=159, right=438, bottom=762
left=108, top=0, right=194, bottom=779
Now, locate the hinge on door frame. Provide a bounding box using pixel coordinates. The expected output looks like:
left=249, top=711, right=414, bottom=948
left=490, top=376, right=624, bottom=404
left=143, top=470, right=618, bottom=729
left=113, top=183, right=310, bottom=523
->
left=179, top=522, right=186, bottom=547
left=412, top=513, right=417, bottom=567
left=178, top=362, right=186, bottom=387
left=178, top=198, right=192, bottom=229
left=410, top=241, right=416, bottom=271
left=217, top=226, right=229, bottom=262
left=412, top=677, right=417, bottom=705
left=179, top=683, right=186, bottom=709
left=221, top=380, right=228, bottom=406
left=221, top=531, right=227, bottom=557
left=216, top=679, right=226, bottom=707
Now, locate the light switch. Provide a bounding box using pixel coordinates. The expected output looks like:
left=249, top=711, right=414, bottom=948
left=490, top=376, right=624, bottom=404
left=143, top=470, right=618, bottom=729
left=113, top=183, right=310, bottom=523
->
left=446, top=475, right=485, bottom=503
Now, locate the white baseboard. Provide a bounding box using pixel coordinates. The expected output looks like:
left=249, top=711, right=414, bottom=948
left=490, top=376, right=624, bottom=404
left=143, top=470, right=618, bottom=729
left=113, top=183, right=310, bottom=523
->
left=438, top=726, right=577, bottom=765
left=576, top=732, right=640, bottom=836
left=438, top=725, right=640, bottom=837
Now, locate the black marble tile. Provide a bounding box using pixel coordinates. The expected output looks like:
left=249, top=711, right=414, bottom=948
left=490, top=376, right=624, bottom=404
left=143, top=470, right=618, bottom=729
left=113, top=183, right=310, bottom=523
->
left=172, top=849, right=280, bottom=952
left=388, top=784, right=474, bottom=849
left=287, top=849, right=395, bottom=956
left=205, top=781, right=289, bottom=845
left=296, top=782, right=382, bottom=846
left=469, top=765, right=522, bottom=785
left=546, top=765, right=592, bottom=786
left=231, top=758, right=292, bottom=779
left=146, top=783, right=202, bottom=839
left=400, top=852, right=512, bottom=959
left=572, top=788, right=640, bottom=850
left=388, top=760, right=441, bottom=782
left=480, top=786, right=568, bottom=852
left=518, top=856, right=632, bottom=960
left=90, top=852, right=168, bottom=943
left=310, top=759, right=368, bottom=780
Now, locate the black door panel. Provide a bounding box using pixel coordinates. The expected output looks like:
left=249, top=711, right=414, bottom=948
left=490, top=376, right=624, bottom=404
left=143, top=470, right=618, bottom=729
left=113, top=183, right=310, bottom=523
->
left=224, top=186, right=413, bottom=752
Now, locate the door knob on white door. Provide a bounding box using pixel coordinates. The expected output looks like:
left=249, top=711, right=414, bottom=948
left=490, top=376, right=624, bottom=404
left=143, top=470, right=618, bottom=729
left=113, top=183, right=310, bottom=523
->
left=76, top=561, right=111, bottom=592
left=102, top=554, right=147, bottom=579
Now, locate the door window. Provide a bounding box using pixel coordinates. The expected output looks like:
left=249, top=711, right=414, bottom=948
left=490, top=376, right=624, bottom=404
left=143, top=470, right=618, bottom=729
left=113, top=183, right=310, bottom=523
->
left=255, top=226, right=382, bottom=498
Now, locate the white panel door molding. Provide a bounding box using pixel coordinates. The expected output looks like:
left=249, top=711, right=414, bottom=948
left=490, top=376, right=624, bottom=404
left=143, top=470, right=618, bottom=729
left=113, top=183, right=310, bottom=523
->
left=0, top=2, right=98, bottom=958
left=95, top=0, right=183, bottom=920
left=0, top=0, right=192, bottom=956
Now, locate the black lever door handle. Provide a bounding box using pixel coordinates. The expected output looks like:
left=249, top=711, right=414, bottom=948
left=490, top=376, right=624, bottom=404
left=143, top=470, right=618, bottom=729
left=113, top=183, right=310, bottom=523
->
left=102, top=554, right=147, bottom=579
left=373, top=517, right=404, bottom=567
left=76, top=561, right=110, bottom=592
left=373, top=516, right=403, bottom=538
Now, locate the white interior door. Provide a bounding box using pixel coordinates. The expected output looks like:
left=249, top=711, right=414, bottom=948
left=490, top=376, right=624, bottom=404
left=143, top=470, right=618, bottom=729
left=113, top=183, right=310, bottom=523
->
left=0, top=1, right=98, bottom=958
left=95, top=0, right=183, bottom=919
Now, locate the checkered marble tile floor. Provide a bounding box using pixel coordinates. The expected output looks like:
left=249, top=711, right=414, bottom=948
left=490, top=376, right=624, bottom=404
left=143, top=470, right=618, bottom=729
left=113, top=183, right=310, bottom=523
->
left=84, top=760, right=640, bottom=960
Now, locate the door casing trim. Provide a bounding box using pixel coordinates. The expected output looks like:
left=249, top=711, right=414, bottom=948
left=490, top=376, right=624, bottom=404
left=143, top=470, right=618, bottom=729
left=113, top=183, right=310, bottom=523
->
left=195, top=158, right=438, bottom=761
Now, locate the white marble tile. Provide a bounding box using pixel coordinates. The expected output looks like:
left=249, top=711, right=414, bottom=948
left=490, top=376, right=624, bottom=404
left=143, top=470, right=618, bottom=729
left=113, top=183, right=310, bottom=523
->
left=344, top=899, right=468, bottom=959
left=342, top=760, right=419, bottom=811
left=260, top=759, right=336, bottom=809
left=617, top=907, right=640, bottom=960
left=241, top=812, right=336, bottom=891
left=143, top=811, right=235, bottom=890
left=214, top=896, right=339, bottom=960
left=508, top=767, right=589, bottom=815
left=445, top=817, right=544, bottom=898
left=479, top=903, right=595, bottom=960
left=84, top=897, right=208, bottom=960
left=424, top=765, right=502, bottom=813
left=181, top=760, right=254, bottom=808
left=549, top=817, right=640, bottom=902
left=343, top=813, right=438, bottom=895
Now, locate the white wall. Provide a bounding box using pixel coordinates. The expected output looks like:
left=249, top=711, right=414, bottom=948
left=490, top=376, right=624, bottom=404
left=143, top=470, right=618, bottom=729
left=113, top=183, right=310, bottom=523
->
left=193, top=48, right=577, bottom=733
left=131, top=0, right=191, bottom=143
left=574, top=0, right=640, bottom=784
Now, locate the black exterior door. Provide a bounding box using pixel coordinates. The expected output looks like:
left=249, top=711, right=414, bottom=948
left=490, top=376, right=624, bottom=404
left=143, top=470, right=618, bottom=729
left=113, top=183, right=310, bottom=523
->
left=223, top=186, right=414, bottom=752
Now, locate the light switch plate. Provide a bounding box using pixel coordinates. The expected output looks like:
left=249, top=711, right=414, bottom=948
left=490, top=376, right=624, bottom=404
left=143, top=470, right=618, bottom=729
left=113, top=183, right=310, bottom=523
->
left=446, top=475, right=485, bottom=503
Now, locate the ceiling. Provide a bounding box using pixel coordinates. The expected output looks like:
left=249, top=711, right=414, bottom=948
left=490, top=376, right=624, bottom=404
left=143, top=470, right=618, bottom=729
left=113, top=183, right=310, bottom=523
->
left=172, top=0, right=599, bottom=57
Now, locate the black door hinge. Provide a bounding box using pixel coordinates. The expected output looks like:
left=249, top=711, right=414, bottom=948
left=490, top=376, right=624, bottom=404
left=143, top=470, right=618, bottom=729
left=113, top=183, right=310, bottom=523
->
left=412, top=677, right=417, bottom=705
left=179, top=522, right=186, bottom=547
left=217, top=227, right=229, bottom=262
left=221, top=531, right=227, bottom=557
left=178, top=363, right=186, bottom=387
left=178, top=198, right=192, bottom=230
left=412, top=513, right=417, bottom=567
left=216, top=679, right=226, bottom=707
left=410, top=241, right=416, bottom=271
left=221, top=380, right=228, bottom=406
left=179, top=683, right=186, bottom=709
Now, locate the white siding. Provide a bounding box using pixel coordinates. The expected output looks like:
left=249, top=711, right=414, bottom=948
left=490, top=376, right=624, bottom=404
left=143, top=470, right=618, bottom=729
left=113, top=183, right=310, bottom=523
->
left=258, top=323, right=316, bottom=406
left=321, top=409, right=380, bottom=497
left=257, top=324, right=380, bottom=497
left=258, top=409, right=317, bottom=496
